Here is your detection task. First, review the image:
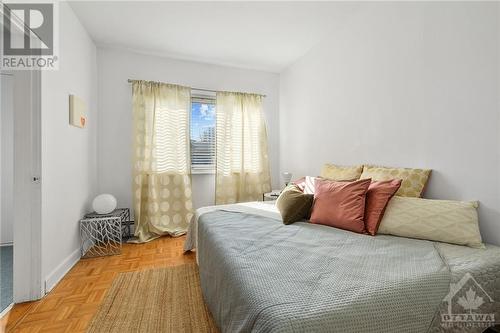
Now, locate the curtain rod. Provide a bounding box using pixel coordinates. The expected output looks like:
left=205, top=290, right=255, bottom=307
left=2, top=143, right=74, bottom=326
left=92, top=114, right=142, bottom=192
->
left=127, top=79, right=266, bottom=97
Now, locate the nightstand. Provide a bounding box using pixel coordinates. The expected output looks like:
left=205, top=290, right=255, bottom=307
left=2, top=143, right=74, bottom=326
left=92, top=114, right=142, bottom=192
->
left=80, top=216, right=122, bottom=258
left=262, top=190, right=281, bottom=201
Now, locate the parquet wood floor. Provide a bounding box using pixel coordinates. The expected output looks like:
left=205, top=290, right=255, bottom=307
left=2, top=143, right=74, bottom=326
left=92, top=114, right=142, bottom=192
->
left=0, top=236, right=195, bottom=333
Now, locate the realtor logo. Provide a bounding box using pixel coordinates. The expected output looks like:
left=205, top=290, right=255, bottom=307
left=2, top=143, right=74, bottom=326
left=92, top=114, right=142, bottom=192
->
left=1, top=1, right=59, bottom=69
left=3, top=3, right=53, bottom=55
left=441, top=273, right=496, bottom=329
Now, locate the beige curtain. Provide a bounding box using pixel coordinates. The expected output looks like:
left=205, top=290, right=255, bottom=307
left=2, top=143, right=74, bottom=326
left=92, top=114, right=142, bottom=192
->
left=215, top=92, right=271, bottom=204
left=132, top=81, right=193, bottom=242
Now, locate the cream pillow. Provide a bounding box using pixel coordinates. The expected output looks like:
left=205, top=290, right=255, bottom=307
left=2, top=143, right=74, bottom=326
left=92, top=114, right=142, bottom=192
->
left=321, top=164, right=363, bottom=181
left=378, top=196, right=483, bottom=248
left=360, top=166, right=431, bottom=197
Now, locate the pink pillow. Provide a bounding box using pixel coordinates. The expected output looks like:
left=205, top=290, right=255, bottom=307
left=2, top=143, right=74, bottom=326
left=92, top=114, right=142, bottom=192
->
left=292, top=176, right=318, bottom=194
left=310, top=178, right=371, bottom=233
left=292, top=177, right=306, bottom=191
left=364, top=179, right=402, bottom=235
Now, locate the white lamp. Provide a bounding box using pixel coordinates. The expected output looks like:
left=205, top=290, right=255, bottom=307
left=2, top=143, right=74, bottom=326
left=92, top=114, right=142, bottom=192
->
left=281, top=172, right=292, bottom=188
left=92, top=194, right=117, bottom=214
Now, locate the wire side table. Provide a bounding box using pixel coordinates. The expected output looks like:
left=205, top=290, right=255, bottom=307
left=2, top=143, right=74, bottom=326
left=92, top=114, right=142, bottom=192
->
left=80, top=217, right=122, bottom=258
left=84, top=208, right=132, bottom=239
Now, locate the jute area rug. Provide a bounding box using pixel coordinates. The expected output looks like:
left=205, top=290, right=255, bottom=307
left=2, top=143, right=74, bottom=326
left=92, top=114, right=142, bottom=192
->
left=87, top=263, right=219, bottom=332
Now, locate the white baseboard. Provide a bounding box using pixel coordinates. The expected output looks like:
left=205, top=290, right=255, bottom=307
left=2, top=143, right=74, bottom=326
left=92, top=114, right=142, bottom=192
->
left=0, top=303, right=13, bottom=319
left=44, top=248, right=80, bottom=294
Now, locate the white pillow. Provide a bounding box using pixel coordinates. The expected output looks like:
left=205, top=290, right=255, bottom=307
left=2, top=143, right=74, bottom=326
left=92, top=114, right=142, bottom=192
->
left=378, top=196, right=483, bottom=248
left=303, top=176, right=318, bottom=195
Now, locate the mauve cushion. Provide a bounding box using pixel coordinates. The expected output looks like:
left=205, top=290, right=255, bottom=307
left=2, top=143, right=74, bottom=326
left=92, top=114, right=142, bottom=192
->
left=292, top=177, right=306, bottom=191
left=365, top=179, right=402, bottom=235
left=310, top=178, right=371, bottom=233
left=292, top=176, right=318, bottom=194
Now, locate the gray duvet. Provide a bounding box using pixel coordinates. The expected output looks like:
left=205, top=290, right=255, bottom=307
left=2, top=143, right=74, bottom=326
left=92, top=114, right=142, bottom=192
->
left=196, top=210, right=500, bottom=333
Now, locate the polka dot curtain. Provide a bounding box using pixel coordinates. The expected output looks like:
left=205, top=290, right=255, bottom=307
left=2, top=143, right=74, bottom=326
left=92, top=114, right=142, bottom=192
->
left=215, top=92, right=271, bottom=204
left=131, top=81, right=194, bottom=242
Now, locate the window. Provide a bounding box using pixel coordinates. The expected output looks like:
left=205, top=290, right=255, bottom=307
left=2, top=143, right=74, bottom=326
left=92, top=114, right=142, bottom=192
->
left=190, top=95, right=216, bottom=173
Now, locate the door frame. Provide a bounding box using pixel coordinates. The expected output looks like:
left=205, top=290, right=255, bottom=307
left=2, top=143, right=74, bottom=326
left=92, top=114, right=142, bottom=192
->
left=2, top=1, right=44, bottom=302
left=1, top=2, right=43, bottom=305
left=12, top=69, right=43, bottom=302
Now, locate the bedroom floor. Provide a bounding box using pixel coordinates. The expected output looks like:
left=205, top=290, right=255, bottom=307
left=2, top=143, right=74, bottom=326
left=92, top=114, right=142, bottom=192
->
left=0, top=246, right=13, bottom=314
left=0, top=236, right=195, bottom=332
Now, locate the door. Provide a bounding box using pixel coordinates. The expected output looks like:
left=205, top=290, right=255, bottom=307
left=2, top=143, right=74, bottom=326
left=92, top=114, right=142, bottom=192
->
left=12, top=70, right=43, bottom=302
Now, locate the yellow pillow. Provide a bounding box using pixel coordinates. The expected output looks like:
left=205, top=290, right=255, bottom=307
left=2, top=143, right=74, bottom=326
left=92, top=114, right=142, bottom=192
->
left=320, top=164, right=363, bottom=181
left=360, top=166, right=431, bottom=197
left=378, top=196, right=483, bottom=248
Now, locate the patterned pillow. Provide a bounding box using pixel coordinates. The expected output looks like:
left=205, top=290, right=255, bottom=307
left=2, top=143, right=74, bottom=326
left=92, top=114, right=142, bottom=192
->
left=378, top=196, right=483, bottom=248
left=321, top=164, right=363, bottom=181
left=360, top=166, right=431, bottom=197
left=276, top=185, right=314, bottom=225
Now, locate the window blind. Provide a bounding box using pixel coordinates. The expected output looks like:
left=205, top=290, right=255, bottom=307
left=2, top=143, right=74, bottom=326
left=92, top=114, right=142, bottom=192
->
left=190, top=96, right=216, bottom=173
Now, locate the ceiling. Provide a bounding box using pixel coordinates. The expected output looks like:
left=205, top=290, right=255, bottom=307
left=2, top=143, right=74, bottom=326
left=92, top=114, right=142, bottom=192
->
left=69, top=1, right=361, bottom=73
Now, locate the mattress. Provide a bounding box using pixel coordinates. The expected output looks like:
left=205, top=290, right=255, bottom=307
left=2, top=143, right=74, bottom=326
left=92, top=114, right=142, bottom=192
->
left=187, top=202, right=500, bottom=333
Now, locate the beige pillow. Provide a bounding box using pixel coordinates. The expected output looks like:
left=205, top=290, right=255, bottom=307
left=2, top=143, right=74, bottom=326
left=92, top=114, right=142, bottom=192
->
left=378, top=196, right=483, bottom=248
left=321, top=164, right=363, bottom=181
left=360, top=166, right=431, bottom=197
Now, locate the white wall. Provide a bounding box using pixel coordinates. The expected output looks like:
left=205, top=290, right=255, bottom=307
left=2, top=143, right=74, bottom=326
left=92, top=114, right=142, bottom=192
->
left=280, top=2, right=500, bottom=244
left=0, top=75, right=14, bottom=245
left=41, top=2, right=97, bottom=290
left=97, top=47, right=280, bottom=212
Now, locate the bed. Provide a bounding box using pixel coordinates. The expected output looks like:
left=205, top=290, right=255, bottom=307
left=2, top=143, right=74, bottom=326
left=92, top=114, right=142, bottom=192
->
left=184, top=202, right=500, bottom=333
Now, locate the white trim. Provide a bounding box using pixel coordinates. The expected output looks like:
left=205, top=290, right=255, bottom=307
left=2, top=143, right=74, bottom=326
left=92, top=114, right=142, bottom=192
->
left=2, top=14, right=43, bottom=304
left=0, top=242, right=13, bottom=247
left=44, top=248, right=80, bottom=294
left=12, top=69, right=43, bottom=303
left=0, top=303, right=14, bottom=319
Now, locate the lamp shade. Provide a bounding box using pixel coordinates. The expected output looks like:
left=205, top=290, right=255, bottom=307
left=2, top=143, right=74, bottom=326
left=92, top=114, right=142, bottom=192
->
left=282, top=172, right=292, bottom=185
left=92, top=194, right=117, bottom=214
